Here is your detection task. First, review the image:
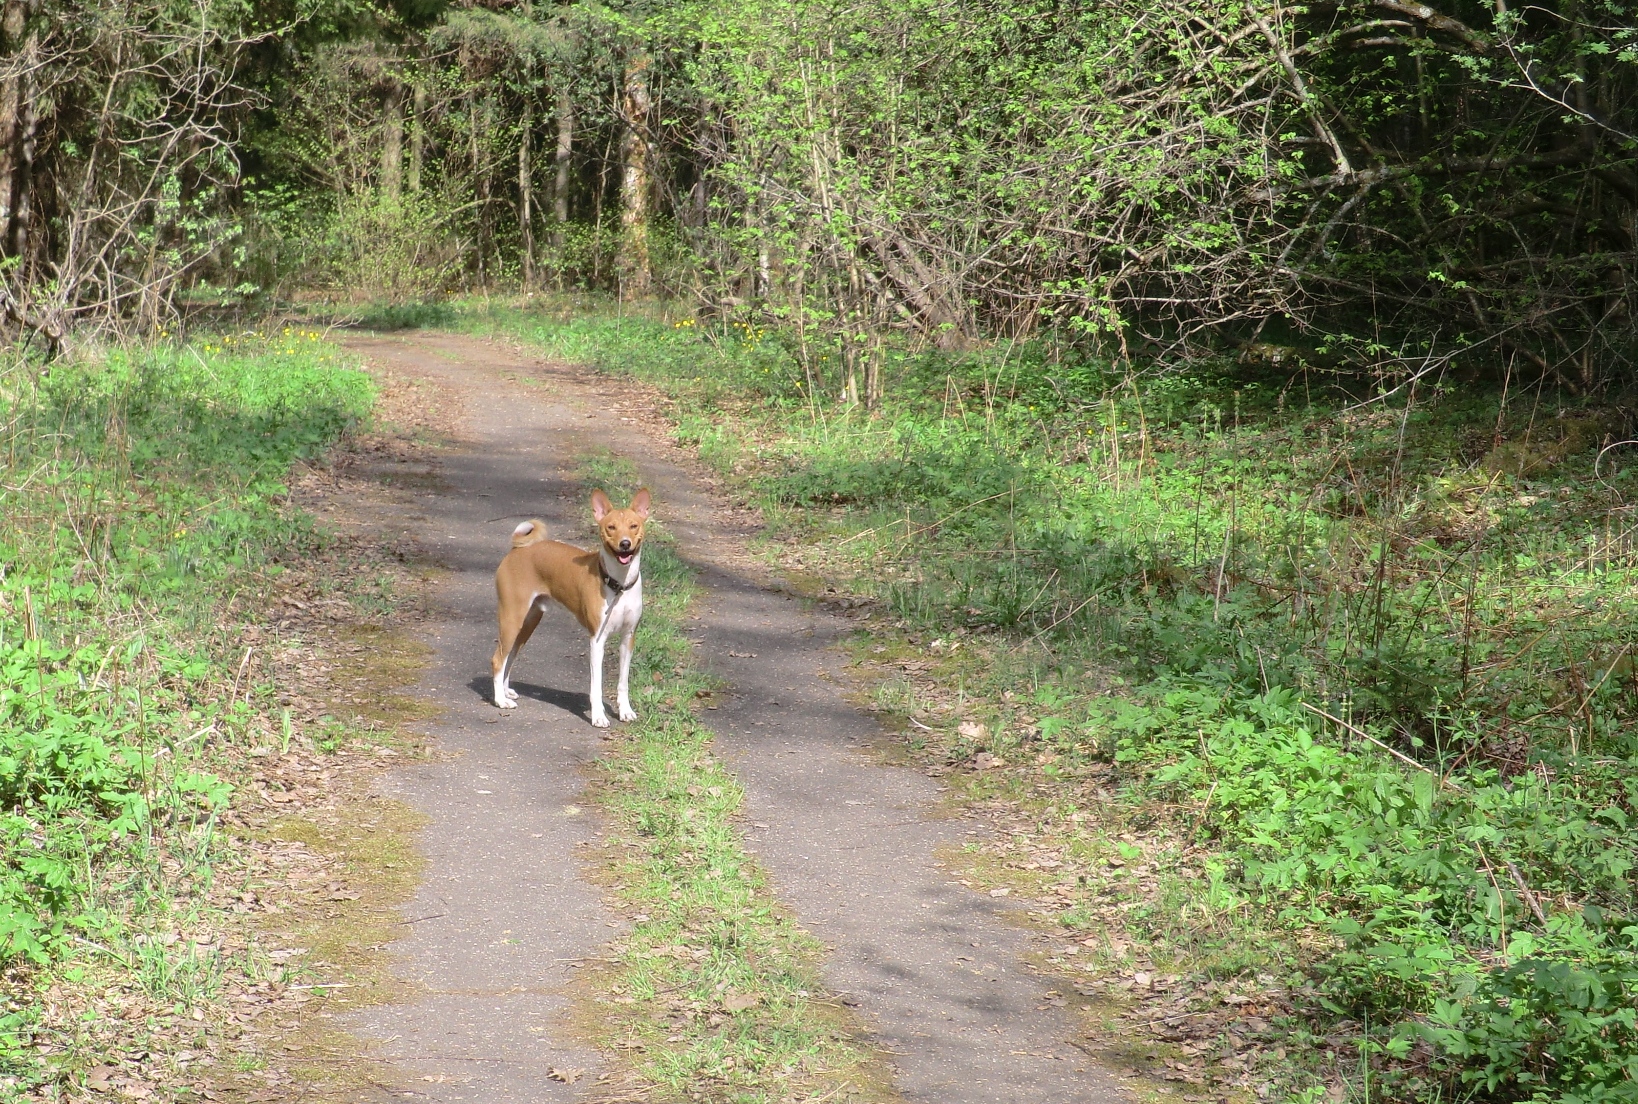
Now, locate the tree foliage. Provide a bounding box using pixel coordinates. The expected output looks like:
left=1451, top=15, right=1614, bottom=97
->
left=9, top=0, right=1633, bottom=388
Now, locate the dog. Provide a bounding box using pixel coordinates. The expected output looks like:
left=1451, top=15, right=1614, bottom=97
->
left=491, top=488, right=650, bottom=727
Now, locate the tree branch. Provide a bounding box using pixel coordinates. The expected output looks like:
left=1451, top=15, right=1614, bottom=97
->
left=1371, top=0, right=1493, bottom=52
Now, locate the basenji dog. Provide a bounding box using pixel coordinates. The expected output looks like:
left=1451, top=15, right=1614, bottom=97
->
left=491, top=488, right=650, bottom=727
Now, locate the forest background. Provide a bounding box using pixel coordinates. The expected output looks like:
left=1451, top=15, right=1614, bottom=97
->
left=12, top=0, right=1638, bottom=382
left=2, top=0, right=1638, bottom=1101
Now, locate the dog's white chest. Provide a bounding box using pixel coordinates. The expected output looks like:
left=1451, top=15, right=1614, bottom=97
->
left=597, top=580, right=643, bottom=640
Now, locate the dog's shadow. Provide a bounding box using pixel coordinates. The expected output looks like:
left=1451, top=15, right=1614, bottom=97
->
left=465, top=676, right=592, bottom=722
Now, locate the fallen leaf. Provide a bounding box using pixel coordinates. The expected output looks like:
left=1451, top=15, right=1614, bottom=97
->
left=958, top=721, right=987, bottom=739
left=547, top=1067, right=585, bottom=1084
left=990, top=888, right=1011, bottom=898
left=722, top=992, right=759, bottom=1013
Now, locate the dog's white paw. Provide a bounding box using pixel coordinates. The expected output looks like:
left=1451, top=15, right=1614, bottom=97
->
left=618, top=705, right=637, bottom=722
left=505, top=687, right=518, bottom=702
left=590, top=713, right=611, bottom=729
left=496, top=695, right=516, bottom=709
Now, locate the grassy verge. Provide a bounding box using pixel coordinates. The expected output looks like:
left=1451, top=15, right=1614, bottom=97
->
left=450, top=295, right=1638, bottom=1104
left=571, top=452, right=890, bottom=1104
left=0, top=328, right=425, bottom=1099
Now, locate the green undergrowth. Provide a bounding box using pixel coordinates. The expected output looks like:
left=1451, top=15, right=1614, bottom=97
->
left=572, top=452, right=887, bottom=1104
left=463, top=296, right=1638, bottom=1104
left=0, top=328, right=374, bottom=1090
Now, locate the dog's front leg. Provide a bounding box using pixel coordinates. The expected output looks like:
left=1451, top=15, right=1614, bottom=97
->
left=616, top=629, right=637, bottom=722
left=589, top=636, right=610, bottom=728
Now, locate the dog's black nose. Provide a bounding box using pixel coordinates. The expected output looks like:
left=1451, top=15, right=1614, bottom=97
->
left=619, top=539, right=632, bottom=550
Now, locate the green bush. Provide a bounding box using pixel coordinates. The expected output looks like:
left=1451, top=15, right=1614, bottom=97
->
left=255, top=189, right=465, bottom=300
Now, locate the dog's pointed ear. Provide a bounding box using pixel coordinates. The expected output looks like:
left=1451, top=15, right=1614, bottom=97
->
left=631, top=488, right=652, bottom=519
left=591, top=489, right=614, bottom=521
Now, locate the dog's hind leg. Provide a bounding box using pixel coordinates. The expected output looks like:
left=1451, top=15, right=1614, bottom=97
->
left=616, top=628, right=637, bottom=722
left=502, top=603, right=544, bottom=704
left=492, top=599, right=542, bottom=708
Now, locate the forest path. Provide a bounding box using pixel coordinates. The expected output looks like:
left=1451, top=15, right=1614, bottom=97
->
left=339, top=330, right=1126, bottom=1104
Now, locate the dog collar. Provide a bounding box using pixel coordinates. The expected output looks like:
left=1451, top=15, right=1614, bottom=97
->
left=601, top=563, right=640, bottom=594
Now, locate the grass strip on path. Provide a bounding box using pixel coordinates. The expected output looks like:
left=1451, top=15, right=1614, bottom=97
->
left=570, top=452, right=891, bottom=1104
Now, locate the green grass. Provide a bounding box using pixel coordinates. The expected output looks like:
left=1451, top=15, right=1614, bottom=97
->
left=457, top=295, right=1638, bottom=1104
left=571, top=452, right=886, bottom=1104
left=0, top=326, right=374, bottom=1091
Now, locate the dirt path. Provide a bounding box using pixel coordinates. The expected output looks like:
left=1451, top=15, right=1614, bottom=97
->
left=340, top=331, right=1126, bottom=1103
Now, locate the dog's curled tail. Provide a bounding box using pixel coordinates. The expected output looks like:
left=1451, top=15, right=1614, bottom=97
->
left=511, top=519, right=548, bottom=548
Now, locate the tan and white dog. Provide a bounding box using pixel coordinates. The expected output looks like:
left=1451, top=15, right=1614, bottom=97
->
left=491, top=489, right=650, bottom=727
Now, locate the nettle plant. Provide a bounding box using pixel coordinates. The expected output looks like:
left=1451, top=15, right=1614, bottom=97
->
left=1105, top=684, right=1638, bottom=1101
left=0, top=630, right=237, bottom=961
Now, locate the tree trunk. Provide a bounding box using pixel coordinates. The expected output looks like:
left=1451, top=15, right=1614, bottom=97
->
left=8, top=35, right=36, bottom=265
left=471, top=93, right=494, bottom=284
left=592, top=130, right=612, bottom=286
left=552, top=85, right=572, bottom=249
left=0, top=1, right=34, bottom=268
left=757, top=199, right=771, bottom=298
left=619, top=51, right=652, bottom=298
left=0, top=0, right=25, bottom=239
left=863, top=330, right=882, bottom=409
left=382, top=78, right=403, bottom=202
left=481, top=93, right=495, bottom=281
left=409, top=81, right=425, bottom=195
left=841, top=260, right=873, bottom=407
left=687, top=176, right=706, bottom=229
left=518, top=88, right=534, bottom=288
